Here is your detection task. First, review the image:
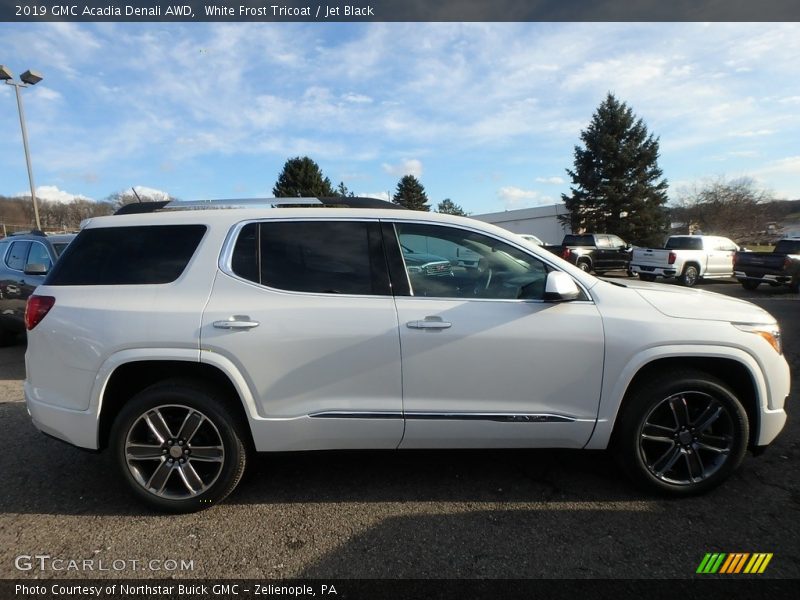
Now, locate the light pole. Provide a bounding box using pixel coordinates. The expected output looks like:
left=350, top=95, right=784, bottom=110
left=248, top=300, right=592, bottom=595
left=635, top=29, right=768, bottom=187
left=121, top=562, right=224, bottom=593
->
left=1, top=65, right=44, bottom=231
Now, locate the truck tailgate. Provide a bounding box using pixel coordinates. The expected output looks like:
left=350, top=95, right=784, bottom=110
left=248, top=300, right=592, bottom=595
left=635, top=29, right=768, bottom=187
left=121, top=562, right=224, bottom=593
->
left=632, top=248, right=670, bottom=267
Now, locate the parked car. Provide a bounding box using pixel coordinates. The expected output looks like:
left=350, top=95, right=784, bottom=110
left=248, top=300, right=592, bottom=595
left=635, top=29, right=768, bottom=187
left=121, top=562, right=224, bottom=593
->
left=0, top=231, right=75, bottom=345
left=631, top=235, right=741, bottom=287
left=25, top=198, right=788, bottom=512
left=733, top=238, right=800, bottom=292
left=544, top=233, right=632, bottom=274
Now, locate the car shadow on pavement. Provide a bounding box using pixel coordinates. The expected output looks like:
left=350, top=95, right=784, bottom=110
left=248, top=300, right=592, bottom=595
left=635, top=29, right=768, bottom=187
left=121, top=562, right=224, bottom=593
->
left=1, top=399, right=648, bottom=517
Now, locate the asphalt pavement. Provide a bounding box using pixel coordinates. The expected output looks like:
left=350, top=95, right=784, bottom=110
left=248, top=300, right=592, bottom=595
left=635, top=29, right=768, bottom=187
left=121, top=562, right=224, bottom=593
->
left=0, top=277, right=797, bottom=580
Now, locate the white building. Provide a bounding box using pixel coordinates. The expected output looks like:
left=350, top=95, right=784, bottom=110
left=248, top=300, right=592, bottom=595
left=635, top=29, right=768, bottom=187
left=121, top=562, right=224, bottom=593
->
left=472, top=204, right=571, bottom=245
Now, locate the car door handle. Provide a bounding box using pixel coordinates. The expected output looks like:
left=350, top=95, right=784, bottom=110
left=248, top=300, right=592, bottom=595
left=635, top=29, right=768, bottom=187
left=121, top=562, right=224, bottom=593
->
left=213, top=317, right=260, bottom=330
left=407, top=318, right=452, bottom=330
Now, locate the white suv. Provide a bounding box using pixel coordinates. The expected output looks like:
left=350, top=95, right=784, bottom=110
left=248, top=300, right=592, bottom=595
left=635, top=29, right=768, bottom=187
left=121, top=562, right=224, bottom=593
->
left=24, top=198, right=789, bottom=512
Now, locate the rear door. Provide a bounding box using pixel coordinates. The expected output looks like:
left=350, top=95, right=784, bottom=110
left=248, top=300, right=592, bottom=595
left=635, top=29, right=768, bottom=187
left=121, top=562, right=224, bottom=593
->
left=201, top=219, right=404, bottom=451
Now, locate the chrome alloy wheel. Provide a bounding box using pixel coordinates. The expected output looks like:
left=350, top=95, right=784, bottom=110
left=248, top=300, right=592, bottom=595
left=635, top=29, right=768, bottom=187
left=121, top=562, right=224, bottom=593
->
left=638, top=391, right=735, bottom=485
left=124, top=404, right=225, bottom=499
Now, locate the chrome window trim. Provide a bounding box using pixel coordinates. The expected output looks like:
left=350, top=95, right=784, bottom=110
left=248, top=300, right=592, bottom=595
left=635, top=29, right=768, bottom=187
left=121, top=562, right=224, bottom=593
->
left=218, top=217, right=393, bottom=300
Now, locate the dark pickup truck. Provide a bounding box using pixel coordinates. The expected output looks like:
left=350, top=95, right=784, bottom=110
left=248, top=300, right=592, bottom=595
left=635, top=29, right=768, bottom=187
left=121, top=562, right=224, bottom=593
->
left=545, top=233, right=632, bottom=274
left=733, top=238, right=800, bottom=292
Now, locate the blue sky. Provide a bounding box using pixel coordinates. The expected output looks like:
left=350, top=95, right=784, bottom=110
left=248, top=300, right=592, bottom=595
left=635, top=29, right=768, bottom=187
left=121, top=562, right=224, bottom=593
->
left=1, top=22, right=799, bottom=214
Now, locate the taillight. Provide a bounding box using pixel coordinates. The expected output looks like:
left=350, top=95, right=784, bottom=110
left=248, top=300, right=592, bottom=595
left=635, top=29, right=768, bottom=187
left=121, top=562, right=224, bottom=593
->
left=785, top=257, right=792, bottom=269
left=668, top=252, right=676, bottom=265
left=562, top=248, right=571, bottom=260
left=25, top=295, right=55, bottom=330
left=733, top=253, right=738, bottom=267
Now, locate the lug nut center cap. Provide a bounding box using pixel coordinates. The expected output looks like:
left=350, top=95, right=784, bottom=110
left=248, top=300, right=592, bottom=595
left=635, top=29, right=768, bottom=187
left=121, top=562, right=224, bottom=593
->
left=169, top=446, right=183, bottom=459
left=678, top=431, right=693, bottom=445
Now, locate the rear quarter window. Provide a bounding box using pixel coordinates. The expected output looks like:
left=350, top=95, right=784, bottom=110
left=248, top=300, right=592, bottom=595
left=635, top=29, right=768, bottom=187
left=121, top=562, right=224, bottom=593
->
left=45, top=225, right=206, bottom=285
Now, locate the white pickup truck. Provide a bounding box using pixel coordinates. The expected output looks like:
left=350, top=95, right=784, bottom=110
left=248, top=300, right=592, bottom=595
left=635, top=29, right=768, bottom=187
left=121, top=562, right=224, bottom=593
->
left=631, top=235, right=741, bottom=287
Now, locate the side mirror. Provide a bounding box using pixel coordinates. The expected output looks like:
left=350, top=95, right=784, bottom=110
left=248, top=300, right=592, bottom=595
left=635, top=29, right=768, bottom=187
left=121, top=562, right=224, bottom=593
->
left=24, top=263, right=49, bottom=276
left=544, top=271, right=580, bottom=302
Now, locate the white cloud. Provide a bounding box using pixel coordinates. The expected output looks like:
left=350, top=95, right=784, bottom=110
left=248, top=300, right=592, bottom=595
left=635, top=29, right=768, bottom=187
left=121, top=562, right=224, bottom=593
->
left=342, top=93, right=373, bottom=104
left=536, top=176, right=564, bottom=185
left=382, top=159, right=423, bottom=178
left=131, top=185, right=171, bottom=201
left=497, top=186, right=542, bottom=209
left=21, top=185, right=93, bottom=204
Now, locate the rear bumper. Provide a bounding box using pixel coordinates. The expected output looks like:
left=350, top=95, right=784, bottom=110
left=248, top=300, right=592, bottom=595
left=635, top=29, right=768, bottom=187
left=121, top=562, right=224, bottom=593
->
left=630, top=265, right=677, bottom=277
left=734, top=270, right=792, bottom=285
left=24, top=381, right=98, bottom=450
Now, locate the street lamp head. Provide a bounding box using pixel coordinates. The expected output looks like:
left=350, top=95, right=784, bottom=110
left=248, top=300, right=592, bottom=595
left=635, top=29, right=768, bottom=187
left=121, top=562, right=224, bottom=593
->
left=0, top=65, right=14, bottom=81
left=20, top=70, right=43, bottom=85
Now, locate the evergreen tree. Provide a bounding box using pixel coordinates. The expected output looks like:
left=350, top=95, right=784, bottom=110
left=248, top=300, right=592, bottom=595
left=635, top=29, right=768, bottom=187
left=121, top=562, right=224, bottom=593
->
left=435, top=198, right=468, bottom=216
left=561, top=93, right=669, bottom=246
left=392, top=175, right=430, bottom=211
left=273, top=156, right=336, bottom=198
left=334, top=181, right=355, bottom=197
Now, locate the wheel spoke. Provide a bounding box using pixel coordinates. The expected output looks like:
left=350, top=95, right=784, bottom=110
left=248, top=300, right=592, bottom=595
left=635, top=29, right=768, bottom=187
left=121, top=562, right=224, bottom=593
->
left=177, top=411, right=204, bottom=444
left=643, top=422, right=677, bottom=435
left=684, top=450, right=706, bottom=481
left=698, top=432, right=731, bottom=446
left=144, top=409, right=173, bottom=443
left=652, top=445, right=682, bottom=476
left=694, top=405, right=723, bottom=434
left=641, top=433, right=674, bottom=444
left=146, top=460, right=173, bottom=493
left=695, top=442, right=730, bottom=455
left=190, top=445, right=224, bottom=462
left=668, top=396, right=690, bottom=428
left=177, top=462, right=204, bottom=495
left=126, top=443, right=164, bottom=460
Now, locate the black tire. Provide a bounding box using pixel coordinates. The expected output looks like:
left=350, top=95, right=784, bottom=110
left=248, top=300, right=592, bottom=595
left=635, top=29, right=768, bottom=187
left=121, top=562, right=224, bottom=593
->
left=790, top=278, right=800, bottom=294
left=626, top=268, right=635, bottom=278
left=614, top=370, right=748, bottom=496
left=679, top=264, right=700, bottom=287
left=741, top=280, right=760, bottom=291
left=0, top=328, right=17, bottom=347
left=110, top=380, right=248, bottom=513
left=576, top=260, right=591, bottom=273
left=639, top=274, right=656, bottom=282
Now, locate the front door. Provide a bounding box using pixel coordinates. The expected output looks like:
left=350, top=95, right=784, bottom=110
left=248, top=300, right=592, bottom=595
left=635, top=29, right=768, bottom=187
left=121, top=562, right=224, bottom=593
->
left=387, top=222, right=605, bottom=449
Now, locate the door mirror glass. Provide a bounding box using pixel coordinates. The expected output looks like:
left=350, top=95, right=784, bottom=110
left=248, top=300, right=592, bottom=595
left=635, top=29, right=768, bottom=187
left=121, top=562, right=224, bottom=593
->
left=544, top=271, right=580, bottom=302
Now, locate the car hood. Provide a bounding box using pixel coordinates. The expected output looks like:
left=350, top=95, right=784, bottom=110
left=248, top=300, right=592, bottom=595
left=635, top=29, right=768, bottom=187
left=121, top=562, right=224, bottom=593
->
left=621, top=280, right=775, bottom=324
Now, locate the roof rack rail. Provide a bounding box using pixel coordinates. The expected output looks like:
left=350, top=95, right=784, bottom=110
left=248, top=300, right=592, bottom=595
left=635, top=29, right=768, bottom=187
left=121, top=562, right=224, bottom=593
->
left=113, top=196, right=401, bottom=215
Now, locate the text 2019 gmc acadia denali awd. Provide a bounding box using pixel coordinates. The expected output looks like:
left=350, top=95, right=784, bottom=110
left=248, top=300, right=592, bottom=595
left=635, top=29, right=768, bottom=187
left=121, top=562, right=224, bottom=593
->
left=24, top=198, right=789, bottom=512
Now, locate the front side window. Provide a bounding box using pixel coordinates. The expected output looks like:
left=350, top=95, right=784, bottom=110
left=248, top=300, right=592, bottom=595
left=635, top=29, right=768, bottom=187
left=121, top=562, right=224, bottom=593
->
left=230, top=221, right=390, bottom=296
left=394, top=223, right=551, bottom=300
left=27, top=242, right=52, bottom=270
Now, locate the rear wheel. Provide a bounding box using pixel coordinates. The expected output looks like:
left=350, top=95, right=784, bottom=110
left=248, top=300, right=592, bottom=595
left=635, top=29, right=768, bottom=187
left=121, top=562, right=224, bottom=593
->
left=576, top=260, right=591, bottom=273
left=615, top=370, right=748, bottom=496
left=110, top=380, right=248, bottom=512
left=679, top=265, right=699, bottom=287
left=741, top=280, right=760, bottom=290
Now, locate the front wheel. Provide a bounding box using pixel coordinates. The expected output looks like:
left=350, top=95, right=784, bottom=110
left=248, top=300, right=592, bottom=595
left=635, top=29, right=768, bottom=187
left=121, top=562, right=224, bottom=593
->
left=615, top=370, right=748, bottom=496
left=110, top=381, right=248, bottom=512
left=679, top=265, right=699, bottom=287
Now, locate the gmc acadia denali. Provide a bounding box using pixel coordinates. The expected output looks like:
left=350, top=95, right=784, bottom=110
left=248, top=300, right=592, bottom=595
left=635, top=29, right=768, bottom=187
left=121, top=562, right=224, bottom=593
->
left=24, top=198, right=789, bottom=512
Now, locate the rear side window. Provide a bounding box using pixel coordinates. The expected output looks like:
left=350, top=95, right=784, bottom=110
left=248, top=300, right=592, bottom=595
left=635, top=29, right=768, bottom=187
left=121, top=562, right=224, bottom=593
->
left=230, top=221, right=390, bottom=295
left=45, top=225, right=206, bottom=285
left=665, top=237, right=703, bottom=251
left=5, top=241, right=31, bottom=271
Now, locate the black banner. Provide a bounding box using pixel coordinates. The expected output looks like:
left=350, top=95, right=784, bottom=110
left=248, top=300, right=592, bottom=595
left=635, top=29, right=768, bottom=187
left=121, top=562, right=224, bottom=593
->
left=2, top=579, right=799, bottom=600
left=1, top=0, right=799, bottom=22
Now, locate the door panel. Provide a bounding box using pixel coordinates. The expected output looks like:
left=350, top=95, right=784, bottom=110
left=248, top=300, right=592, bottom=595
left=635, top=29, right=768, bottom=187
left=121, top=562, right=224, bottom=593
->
left=201, top=220, right=404, bottom=451
left=389, top=222, right=604, bottom=449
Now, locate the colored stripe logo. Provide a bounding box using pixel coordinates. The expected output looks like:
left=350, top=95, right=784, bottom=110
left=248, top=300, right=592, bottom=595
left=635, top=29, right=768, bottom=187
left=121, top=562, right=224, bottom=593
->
left=697, top=553, right=773, bottom=574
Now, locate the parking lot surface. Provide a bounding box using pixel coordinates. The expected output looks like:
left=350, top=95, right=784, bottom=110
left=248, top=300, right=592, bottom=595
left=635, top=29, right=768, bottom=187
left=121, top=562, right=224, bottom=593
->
left=1, top=277, right=797, bottom=579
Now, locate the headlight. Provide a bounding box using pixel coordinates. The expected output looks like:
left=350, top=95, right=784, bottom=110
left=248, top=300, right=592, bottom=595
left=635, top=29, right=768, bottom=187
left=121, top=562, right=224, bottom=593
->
left=733, top=323, right=782, bottom=354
